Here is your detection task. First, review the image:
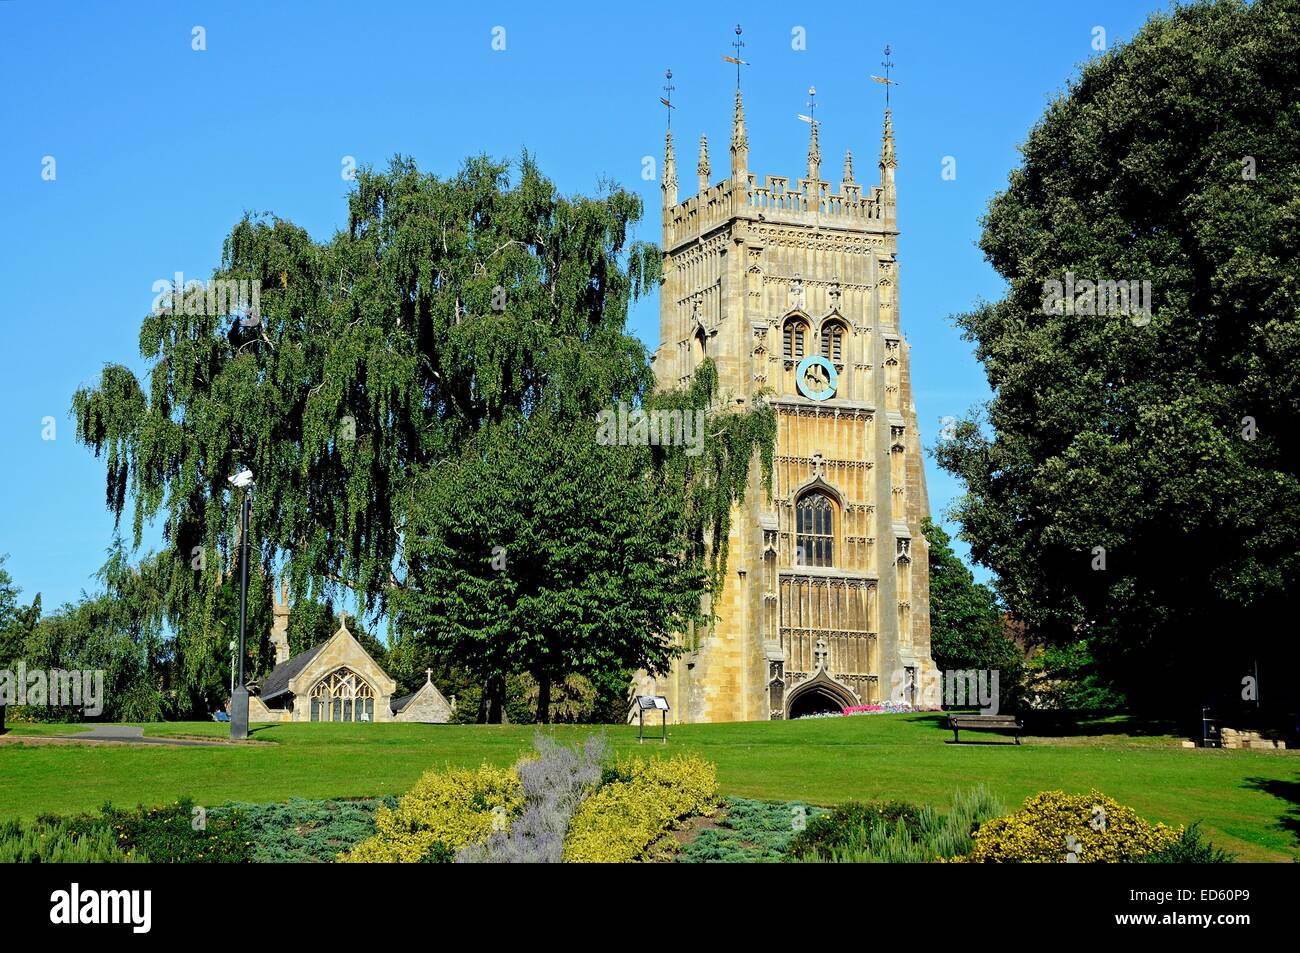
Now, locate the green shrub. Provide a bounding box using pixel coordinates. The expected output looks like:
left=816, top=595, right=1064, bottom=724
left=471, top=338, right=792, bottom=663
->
left=419, top=841, right=456, bottom=863
left=0, top=818, right=146, bottom=863
left=4, top=705, right=84, bottom=725
left=211, top=797, right=396, bottom=863
left=101, top=798, right=252, bottom=863
left=679, top=797, right=827, bottom=863
left=956, top=790, right=1181, bottom=863
left=564, top=753, right=718, bottom=863
left=792, top=787, right=1005, bottom=863
left=1144, top=823, right=1234, bottom=864
left=341, top=764, right=522, bottom=863
left=788, top=799, right=923, bottom=859
left=28, top=798, right=251, bottom=863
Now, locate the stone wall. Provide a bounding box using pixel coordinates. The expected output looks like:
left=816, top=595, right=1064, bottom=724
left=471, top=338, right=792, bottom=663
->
left=394, top=683, right=454, bottom=723
left=248, top=694, right=290, bottom=723
left=1220, top=727, right=1288, bottom=749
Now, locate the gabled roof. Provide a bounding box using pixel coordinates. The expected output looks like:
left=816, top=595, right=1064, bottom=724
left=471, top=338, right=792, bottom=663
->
left=390, top=679, right=452, bottom=716
left=257, top=642, right=326, bottom=702
left=286, top=621, right=397, bottom=699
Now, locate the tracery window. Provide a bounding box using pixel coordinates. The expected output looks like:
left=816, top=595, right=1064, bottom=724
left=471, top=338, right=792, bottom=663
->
left=795, top=491, right=835, bottom=567
left=310, top=667, right=375, bottom=722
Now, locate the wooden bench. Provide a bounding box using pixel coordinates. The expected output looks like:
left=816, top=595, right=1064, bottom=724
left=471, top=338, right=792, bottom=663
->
left=948, top=714, right=1023, bottom=745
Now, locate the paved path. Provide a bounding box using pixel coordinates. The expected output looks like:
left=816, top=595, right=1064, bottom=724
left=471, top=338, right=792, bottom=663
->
left=48, top=725, right=230, bottom=747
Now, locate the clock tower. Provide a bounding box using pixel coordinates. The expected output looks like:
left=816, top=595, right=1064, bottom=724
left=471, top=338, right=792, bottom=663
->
left=650, top=65, right=935, bottom=722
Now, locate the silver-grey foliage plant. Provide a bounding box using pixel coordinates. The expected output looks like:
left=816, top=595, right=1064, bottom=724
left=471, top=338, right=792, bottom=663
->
left=456, top=732, right=607, bottom=863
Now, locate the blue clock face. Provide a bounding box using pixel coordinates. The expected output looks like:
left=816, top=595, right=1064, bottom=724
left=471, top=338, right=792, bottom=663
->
left=796, top=355, right=838, bottom=401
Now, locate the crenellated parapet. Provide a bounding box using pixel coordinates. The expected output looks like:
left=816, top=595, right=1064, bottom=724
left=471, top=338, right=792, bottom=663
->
left=661, top=90, right=897, bottom=252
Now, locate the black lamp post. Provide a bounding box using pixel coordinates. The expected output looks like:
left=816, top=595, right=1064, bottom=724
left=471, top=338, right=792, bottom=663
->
left=228, top=467, right=254, bottom=740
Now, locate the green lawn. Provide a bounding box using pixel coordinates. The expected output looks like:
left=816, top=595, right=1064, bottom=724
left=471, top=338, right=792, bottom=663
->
left=2, top=715, right=1296, bottom=861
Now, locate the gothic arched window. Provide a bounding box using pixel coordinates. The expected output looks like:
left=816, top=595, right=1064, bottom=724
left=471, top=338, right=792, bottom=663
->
left=310, top=667, right=375, bottom=722
left=821, top=320, right=846, bottom=364
left=783, top=318, right=808, bottom=361
left=795, top=491, right=835, bottom=567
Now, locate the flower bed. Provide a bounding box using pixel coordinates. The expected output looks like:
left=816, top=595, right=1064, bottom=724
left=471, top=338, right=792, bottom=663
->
left=12, top=798, right=252, bottom=863
left=793, top=703, right=943, bottom=719
left=335, top=736, right=720, bottom=864
left=340, top=764, right=523, bottom=863
left=564, top=753, right=718, bottom=863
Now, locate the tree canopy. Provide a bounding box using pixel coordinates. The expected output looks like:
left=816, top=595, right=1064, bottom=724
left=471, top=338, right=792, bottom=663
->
left=923, top=520, right=1022, bottom=683
left=72, top=154, right=773, bottom=718
left=935, top=0, right=1300, bottom=709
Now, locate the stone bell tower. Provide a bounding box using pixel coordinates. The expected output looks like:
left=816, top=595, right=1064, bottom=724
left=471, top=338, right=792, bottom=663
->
left=650, top=62, right=935, bottom=723
left=270, top=578, right=291, bottom=665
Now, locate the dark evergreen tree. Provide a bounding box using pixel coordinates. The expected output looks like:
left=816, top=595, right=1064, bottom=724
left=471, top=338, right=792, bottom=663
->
left=935, top=0, right=1300, bottom=710
left=924, top=519, right=1023, bottom=701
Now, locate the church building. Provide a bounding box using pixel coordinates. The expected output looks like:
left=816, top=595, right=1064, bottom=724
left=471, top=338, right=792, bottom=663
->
left=247, top=585, right=454, bottom=724
left=648, top=61, right=936, bottom=722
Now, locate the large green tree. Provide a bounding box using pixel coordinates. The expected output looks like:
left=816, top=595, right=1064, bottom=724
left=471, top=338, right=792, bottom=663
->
left=936, top=0, right=1300, bottom=710
left=924, top=520, right=1023, bottom=688
left=8, top=541, right=167, bottom=722
left=0, top=556, right=41, bottom=672
left=73, top=154, right=771, bottom=716
left=394, top=362, right=771, bottom=721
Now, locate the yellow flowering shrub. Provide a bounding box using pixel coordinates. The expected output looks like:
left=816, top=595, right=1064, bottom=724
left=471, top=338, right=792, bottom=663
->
left=340, top=763, right=522, bottom=863
left=563, top=754, right=718, bottom=863
left=955, top=790, right=1181, bottom=863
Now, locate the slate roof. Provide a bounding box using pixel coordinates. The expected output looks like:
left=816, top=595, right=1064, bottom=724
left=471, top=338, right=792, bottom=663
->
left=256, top=642, right=327, bottom=702
left=390, top=691, right=418, bottom=715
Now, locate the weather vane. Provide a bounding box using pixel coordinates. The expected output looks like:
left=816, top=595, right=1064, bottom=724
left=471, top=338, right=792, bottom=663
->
left=798, top=85, right=817, bottom=127
left=722, top=24, right=749, bottom=89
left=871, top=44, right=899, bottom=108
left=660, top=68, right=675, bottom=128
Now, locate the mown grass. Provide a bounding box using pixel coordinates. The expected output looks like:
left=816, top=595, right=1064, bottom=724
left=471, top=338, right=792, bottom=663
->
left=2, top=714, right=1296, bottom=861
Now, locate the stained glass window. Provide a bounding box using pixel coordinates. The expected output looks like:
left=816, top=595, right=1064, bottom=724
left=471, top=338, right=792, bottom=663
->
left=795, top=491, right=835, bottom=567
left=310, top=668, right=375, bottom=723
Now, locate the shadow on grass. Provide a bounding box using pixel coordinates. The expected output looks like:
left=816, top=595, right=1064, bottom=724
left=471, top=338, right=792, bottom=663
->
left=944, top=739, right=1020, bottom=746
left=1018, top=712, right=1181, bottom=738
left=1244, top=776, right=1300, bottom=846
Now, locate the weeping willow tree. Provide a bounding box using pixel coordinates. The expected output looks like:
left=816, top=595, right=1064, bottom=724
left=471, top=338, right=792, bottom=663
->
left=72, top=153, right=773, bottom=718
left=645, top=359, right=777, bottom=588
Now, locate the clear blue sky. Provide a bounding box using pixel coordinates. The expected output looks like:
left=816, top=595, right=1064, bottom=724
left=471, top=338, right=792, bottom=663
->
left=0, top=0, right=1166, bottom=611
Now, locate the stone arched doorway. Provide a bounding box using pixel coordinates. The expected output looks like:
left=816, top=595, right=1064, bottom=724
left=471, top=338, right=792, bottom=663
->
left=785, top=668, right=858, bottom=720
left=788, top=686, right=846, bottom=719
